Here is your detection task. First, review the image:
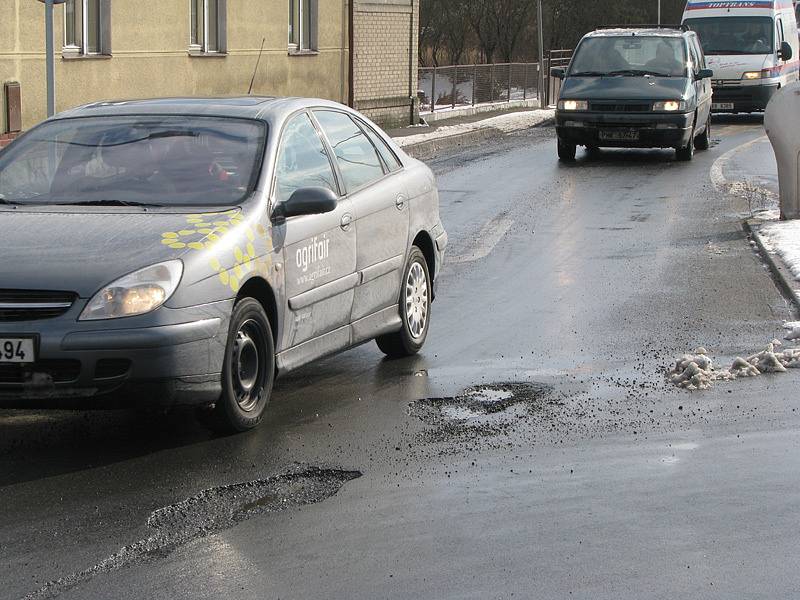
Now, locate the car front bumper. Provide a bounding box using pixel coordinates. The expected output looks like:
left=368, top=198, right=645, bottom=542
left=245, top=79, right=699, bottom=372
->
left=0, top=300, right=232, bottom=409
left=711, top=83, right=779, bottom=113
left=555, top=111, right=694, bottom=149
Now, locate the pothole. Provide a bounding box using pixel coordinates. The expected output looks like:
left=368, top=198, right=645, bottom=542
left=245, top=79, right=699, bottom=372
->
left=25, top=466, right=361, bottom=600
left=409, top=382, right=552, bottom=443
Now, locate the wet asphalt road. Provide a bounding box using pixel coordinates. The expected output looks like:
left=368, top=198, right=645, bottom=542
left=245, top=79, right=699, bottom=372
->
left=3, top=117, right=800, bottom=600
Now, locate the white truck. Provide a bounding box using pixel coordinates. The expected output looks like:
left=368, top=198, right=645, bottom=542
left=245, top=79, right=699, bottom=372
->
left=682, top=0, right=799, bottom=112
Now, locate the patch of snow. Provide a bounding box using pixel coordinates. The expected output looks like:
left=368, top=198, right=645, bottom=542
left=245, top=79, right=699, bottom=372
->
left=669, top=342, right=800, bottom=390
left=758, top=220, right=800, bottom=281
left=394, top=109, right=555, bottom=148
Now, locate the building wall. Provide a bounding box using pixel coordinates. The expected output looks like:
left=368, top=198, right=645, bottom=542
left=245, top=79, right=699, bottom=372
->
left=352, top=0, right=418, bottom=128
left=0, top=0, right=350, bottom=132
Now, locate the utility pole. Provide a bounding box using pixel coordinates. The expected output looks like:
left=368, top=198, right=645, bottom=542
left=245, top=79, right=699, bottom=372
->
left=658, top=0, right=662, bottom=26
left=537, top=0, right=545, bottom=107
left=38, top=0, right=67, bottom=118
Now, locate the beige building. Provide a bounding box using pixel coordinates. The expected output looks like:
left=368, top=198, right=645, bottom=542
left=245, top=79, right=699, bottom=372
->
left=0, top=0, right=418, bottom=146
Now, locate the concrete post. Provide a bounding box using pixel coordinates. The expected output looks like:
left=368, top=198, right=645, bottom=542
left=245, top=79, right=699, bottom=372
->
left=45, top=0, right=55, bottom=118
left=765, top=81, right=800, bottom=219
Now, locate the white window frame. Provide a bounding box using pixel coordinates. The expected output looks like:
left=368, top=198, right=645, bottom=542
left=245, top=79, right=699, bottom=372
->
left=289, top=0, right=318, bottom=53
left=63, top=0, right=104, bottom=56
left=190, top=0, right=226, bottom=54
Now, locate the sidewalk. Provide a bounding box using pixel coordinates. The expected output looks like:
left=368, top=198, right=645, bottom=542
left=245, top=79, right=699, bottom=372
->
left=389, top=108, right=555, bottom=160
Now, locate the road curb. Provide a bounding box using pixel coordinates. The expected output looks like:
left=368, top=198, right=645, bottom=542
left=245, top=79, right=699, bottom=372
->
left=399, top=117, right=555, bottom=161
left=744, top=219, right=800, bottom=311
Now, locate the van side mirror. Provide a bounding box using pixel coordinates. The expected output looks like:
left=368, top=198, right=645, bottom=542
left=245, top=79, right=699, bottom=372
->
left=550, top=68, right=565, bottom=80
left=779, top=41, right=793, bottom=62
left=273, top=187, right=338, bottom=221
left=696, top=68, right=714, bottom=80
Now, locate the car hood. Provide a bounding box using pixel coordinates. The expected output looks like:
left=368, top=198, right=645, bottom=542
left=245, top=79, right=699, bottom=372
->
left=705, top=54, right=768, bottom=80
left=561, top=76, right=689, bottom=101
left=0, top=208, right=240, bottom=297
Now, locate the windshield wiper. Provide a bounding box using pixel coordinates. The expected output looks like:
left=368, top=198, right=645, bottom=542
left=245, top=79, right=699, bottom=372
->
left=0, top=195, right=18, bottom=206
left=570, top=71, right=608, bottom=77
left=57, top=199, right=163, bottom=208
left=608, top=69, right=672, bottom=77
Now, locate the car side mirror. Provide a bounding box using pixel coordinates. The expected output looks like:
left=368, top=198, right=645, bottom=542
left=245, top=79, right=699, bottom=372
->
left=550, top=68, right=565, bottom=80
left=697, top=68, right=714, bottom=80
left=779, top=41, right=793, bottom=62
left=273, top=187, right=338, bottom=221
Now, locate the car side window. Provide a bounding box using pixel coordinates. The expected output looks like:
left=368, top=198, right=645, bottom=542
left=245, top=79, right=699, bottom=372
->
left=688, top=40, right=700, bottom=75
left=274, top=112, right=338, bottom=204
left=313, top=110, right=385, bottom=192
left=356, top=118, right=402, bottom=173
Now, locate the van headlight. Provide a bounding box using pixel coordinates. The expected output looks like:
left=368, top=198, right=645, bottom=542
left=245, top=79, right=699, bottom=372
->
left=558, top=100, right=588, bottom=111
left=652, top=100, right=686, bottom=112
left=80, top=260, right=184, bottom=320
left=742, top=71, right=761, bottom=80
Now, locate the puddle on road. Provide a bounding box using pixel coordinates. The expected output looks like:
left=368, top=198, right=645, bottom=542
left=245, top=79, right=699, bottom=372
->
left=26, top=466, right=361, bottom=600
left=409, top=382, right=553, bottom=444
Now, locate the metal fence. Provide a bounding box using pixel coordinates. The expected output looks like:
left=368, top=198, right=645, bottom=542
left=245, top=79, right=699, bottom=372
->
left=418, top=63, right=540, bottom=114
left=545, top=49, right=573, bottom=107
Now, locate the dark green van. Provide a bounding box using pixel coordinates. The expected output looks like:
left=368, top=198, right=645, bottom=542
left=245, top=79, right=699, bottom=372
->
left=552, top=27, right=714, bottom=162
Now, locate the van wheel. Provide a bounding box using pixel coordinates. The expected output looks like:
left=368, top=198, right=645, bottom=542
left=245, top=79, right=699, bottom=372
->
left=377, top=247, right=431, bottom=358
left=695, top=115, right=711, bottom=151
left=206, top=297, right=275, bottom=433
left=558, top=139, right=577, bottom=161
left=676, top=127, right=695, bottom=162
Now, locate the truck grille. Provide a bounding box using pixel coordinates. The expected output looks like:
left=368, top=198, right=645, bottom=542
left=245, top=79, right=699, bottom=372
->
left=590, top=102, right=651, bottom=113
left=0, top=290, right=77, bottom=321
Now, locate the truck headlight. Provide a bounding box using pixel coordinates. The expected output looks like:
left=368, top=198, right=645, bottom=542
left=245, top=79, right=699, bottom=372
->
left=80, top=260, right=184, bottom=320
left=742, top=71, right=761, bottom=80
left=652, top=100, right=686, bottom=112
left=558, top=100, right=588, bottom=111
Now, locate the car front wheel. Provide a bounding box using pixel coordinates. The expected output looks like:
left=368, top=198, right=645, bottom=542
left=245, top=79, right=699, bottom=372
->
left=377, top=246, right=431, bottom=358
left=558, top=138, right=577, bottom=161
left=676, top=125, right=695, bottom=162
left=208, top=297, right=275, bottom=433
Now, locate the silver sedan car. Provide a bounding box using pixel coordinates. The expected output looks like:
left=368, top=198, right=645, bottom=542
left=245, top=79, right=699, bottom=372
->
left=0, top=97, right=447, bottom=432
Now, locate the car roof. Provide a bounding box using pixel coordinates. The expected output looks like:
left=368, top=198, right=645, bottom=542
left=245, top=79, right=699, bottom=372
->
left=52, top=96, right=353, bottom=123
left=585, top=28, right=689, bottom=39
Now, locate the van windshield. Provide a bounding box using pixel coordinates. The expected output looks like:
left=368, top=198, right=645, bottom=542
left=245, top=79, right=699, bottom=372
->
left=0, top=115, right=266, bottom=207
left=569, top=36, right=688, bottom=78
left=684, top=16, right=774, bottom=55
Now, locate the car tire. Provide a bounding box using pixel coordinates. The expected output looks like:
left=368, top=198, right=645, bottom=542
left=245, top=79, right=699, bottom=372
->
left=676, top=125, right=695, bottom=162
left=376, top=247, right=431, bottom=358
left=695, top=114, right=711, bottom=151
left=207, top=297, right=275, bottom=433
left=558, top=139, right=577, bottom=162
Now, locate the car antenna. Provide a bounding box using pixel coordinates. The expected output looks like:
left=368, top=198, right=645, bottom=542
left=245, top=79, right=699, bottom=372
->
left=248, top=37, right=266, bottom=95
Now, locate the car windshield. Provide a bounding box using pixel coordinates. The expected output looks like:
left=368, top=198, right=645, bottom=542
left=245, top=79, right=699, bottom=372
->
left=684, top=17, right=774, bottom=55
left=569, top=36, right=688, bottom=77
left=0, top=115, right=266, bottom=207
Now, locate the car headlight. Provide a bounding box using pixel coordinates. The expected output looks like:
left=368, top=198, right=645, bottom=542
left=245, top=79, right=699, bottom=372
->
left=652, top=100, right=686, bottom=112
left=742, top=71, right=761, bottom=80
left=558, top=100, right=588, bottom=111
left=80, top=260, right=184, bottom=321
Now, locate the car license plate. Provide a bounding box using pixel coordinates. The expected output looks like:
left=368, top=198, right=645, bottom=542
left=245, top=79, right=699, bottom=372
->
left=599, top=129, right=639, bottom=141
left=0, top=338, right=35, bottom=363
left=712, top=102, right=734, bottom=111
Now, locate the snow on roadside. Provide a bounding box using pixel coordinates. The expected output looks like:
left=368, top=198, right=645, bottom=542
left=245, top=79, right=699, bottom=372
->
left=669, top=342, right=800, bottom=390
left=394, top=109, right=555, bottom=148
left=757, top=220, right=800, bottom=281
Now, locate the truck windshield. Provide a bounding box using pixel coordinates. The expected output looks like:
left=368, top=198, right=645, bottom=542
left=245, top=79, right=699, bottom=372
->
left=684, top=16, right=774, bottom=55
left=569, top=36, right=688, bottom=77
left=0, top=115, right=266, bottom=207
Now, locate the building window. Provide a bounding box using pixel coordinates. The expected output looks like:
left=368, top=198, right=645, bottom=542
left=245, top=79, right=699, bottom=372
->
left=190, top=0, right=227, bottom=54
left=64, top=0, right=109, bottom=56
left=289, top=0, right=318, bottom=52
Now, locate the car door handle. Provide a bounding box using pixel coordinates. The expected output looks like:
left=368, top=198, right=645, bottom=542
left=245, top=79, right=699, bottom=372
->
left=395, top=195, right=406, bottom=211
left=340, top=213, right=353, bottom=230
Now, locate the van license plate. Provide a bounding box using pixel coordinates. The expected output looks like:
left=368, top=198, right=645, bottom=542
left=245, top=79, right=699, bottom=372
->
left=712, top=102, right=734, bottom=111
left=599, top=129, right=639, bottom=141
left=0, top=338, right=35, bottom=363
